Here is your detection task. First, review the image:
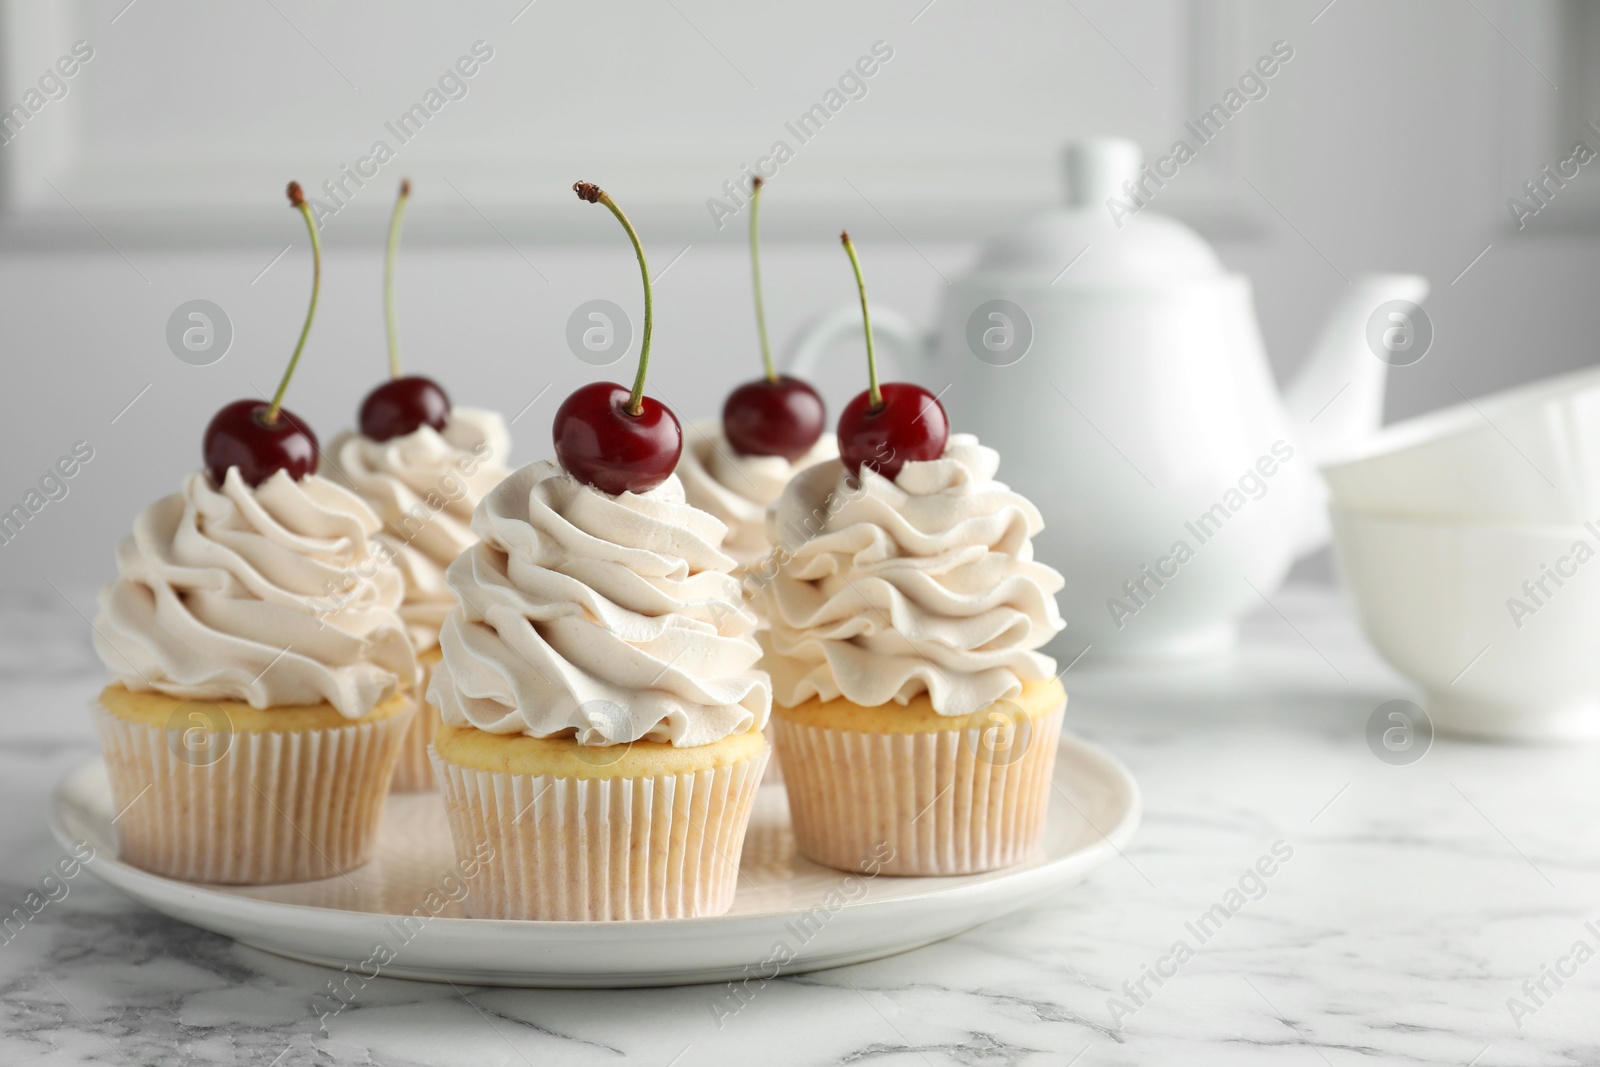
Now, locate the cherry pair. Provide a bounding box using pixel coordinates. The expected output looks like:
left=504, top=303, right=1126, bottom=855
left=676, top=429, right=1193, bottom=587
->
left=720, top=179, right=945, bottom=482
left=203, top=180, right=454, bottom=489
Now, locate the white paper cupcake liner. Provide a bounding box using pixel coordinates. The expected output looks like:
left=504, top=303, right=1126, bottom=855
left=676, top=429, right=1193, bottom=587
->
left=761, top=748, right=784, bottom=786
left=392, top=656, right=442, bottom=792
left=93, top=703, right=412, bottom=885
left=771, top=703, right=1063, bottom=876
left=431, top=742, right=768, bottom=921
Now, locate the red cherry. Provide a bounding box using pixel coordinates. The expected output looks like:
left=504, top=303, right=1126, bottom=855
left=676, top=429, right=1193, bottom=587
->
left=833, top=232, right=945, bottom=480
left=359, top=375, right=450, bottom=442
left=837, top=382, right=948, bottom=481
left=728, top=181, right=825, bottom=462
left=553, top=382, right=682, bottom=495
left=722, top=376, right=825, bottom=462
left=563, top=183, right=682, bottom=495
left=203, top=399, right=319, bottom=488
left=201, top=182, right=323, bottom=489
left=367, top=182, right=443, bottom=442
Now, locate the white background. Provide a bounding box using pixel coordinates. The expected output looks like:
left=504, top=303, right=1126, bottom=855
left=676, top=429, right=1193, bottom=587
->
left=0, top=0, right=1596, bottom=592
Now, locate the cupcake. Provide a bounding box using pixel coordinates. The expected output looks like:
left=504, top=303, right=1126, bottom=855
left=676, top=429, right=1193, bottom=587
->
left=330, top=408, right=510, bottom=789
left=427, top=461, right=770, bottom=919
left=91, top=182, right=417, bottom=885
left=329, top=179, right=515, bottom=790
left=756, top=233, right=1066, bottom=876
left=95, top=470, right=418, bottom=885
left=427, top=181, right=770, bottom=920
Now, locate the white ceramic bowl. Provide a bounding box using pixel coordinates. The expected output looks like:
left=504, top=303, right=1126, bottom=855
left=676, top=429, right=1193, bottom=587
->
left=1331, top=507, right=1600, bottom=741
left=1321, top=365, right=1600, bottom=522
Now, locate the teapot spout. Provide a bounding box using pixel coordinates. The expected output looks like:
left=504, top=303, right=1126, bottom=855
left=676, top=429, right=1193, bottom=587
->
left=1284, top=272, right=1430, bottom=463
left=1278, top=273, right=1428, bottom=559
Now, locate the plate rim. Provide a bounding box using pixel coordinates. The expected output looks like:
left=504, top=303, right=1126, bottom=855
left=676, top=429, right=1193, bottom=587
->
left=49, top=734, right=1140, bottom=970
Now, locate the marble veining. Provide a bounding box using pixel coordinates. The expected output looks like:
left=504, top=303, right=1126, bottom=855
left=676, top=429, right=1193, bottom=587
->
left=3, top=585, right=1599, bottom=1065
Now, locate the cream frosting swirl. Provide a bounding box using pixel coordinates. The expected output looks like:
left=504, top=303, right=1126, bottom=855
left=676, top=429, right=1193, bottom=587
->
left=757, top=434, right=1064, bottom=715
left=94, top=468, right=417, bottom=718
left=676, top=422, right=837, bottom=574
left=428, top=461, right=770, bottom=746
left=329, top=408, right=511, bottom=651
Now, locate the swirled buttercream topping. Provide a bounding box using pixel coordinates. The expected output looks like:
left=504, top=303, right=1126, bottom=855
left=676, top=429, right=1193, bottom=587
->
left=93, top=468, right=417, bottom=718
left=676, top=423, right=837, bottom=574
left=757, top=434, right=1064, bottom=715
left=330, top=408, right=511, bottom=650
left=428, top=461, right=770, bottom=746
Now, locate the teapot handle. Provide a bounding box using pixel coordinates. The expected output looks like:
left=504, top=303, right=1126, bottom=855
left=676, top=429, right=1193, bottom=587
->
left=782, top=303, right=934, bottom=381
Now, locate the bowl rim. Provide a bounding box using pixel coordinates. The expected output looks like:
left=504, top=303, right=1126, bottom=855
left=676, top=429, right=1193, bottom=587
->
left=1328, top=504, right=1600, bottom=536
left=1320, top=363, right=1600, bottom=472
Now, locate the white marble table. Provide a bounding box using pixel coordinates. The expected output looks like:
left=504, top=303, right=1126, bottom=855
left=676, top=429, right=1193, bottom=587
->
left=3, top=584, right=1597, bottom=1066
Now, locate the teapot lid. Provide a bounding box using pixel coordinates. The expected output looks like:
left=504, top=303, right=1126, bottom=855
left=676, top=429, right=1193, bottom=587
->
left=972, top=138, right=1223, bottom=282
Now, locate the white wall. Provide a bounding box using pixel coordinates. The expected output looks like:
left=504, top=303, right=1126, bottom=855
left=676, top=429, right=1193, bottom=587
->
left=2, top=0, right=1598, bottom=594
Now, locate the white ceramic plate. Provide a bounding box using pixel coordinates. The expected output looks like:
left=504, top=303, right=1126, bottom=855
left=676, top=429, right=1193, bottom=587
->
left=50, top=737, right=1139, bottom=988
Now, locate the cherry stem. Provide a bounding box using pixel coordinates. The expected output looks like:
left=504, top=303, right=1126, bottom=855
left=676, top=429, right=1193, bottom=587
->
left=575, top=182, right=652, bottom=416
left=840, top=231, right=879, bottom=409
left=750, top=177, right=775, bottom=382
left=267, top=182, right=321, bottom=425
left=384, top=178, right=410, bottom=380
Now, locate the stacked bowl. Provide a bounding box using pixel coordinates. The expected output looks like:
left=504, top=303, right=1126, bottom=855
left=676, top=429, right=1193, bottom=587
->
left=1323, top=365, right=1600, bottom=740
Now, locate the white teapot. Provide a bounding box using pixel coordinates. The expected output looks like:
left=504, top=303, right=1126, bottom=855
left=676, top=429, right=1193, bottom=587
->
left=788, top=138, right=1428, bottom=663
